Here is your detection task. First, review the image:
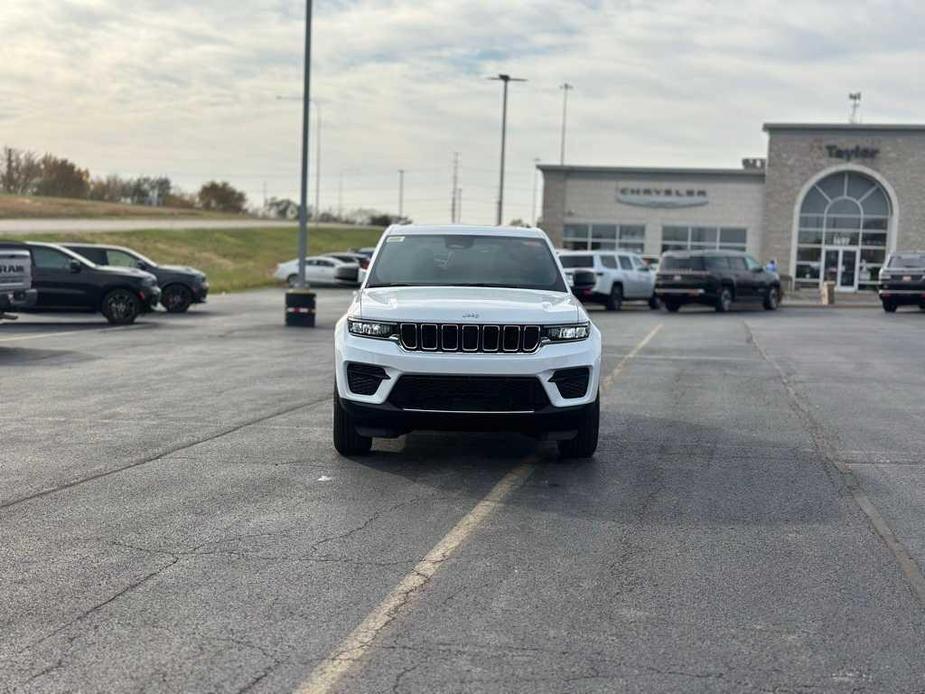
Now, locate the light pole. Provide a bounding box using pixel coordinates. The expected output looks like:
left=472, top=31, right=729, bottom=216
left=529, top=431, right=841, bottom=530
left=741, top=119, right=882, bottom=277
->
left=284, top=0, right=315, bottom=327
left=489, top=74, right=526, bottom=226
left=398, top=169, right=405, bottom=218
left=559, top=82, right=574, bottom=165
left=531, top=157, right=540, bottom=227
left=277, top=95, right=322, bottom=222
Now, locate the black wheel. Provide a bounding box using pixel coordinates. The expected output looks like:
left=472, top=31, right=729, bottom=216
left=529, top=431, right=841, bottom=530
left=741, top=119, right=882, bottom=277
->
left=558, top=394, right=599, bottom=459
left=715, top=287, right=733, bottom=313
left=287, top=274, right=299, bottom=288
left=161, top=284, right=193, bottom=313
left=763, top=286, right=780, bottom=311
left=664, top=300, right=681, bottom=313
left=882, top=301, right=898, bottom=313
left=648, top=295, right=661, bottom=310
left=333, top=390, right=372, bottom=455
left=605, top=284, right=623, bottom=311
left=100, top=289, right=140, bottom=325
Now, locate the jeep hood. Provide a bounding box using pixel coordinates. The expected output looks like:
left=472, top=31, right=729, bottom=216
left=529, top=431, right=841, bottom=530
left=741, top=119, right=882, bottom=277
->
left=357, top=286, right=581, bottom=324
left=160, top=264, right=204, bottom=277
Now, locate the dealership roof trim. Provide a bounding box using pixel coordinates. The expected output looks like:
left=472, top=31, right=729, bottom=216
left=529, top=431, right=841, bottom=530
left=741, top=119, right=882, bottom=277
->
left=536, top=164, right=765, bottom=178
left=763, top=122, right=925, bottom=132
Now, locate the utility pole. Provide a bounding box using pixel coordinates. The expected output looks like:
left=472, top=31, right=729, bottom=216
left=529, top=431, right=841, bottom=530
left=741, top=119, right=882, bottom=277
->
left=531, top=157, right=541, bottom=227
left=559, top=82, right=574, bottom=165
left=296, top=0, right=313, bottom=289
left=337, top=171, right=343, bottom=218
left=489, top=74, right=527, bottom=226
left=398, top=169, right=405, bottom=218
left=450, top=152, right=460, bottom=223
left=849, top=92, right=862, bottom=124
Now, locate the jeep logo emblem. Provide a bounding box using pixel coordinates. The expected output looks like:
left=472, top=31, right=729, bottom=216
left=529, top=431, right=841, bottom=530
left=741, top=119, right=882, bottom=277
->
left=462, top=312, right=479, bottom=319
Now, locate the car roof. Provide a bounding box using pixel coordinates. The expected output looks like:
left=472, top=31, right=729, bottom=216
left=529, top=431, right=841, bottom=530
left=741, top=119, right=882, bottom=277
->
left=557, top=249, right=635, bottom=255
left=62, top=242, right=133, bottom=253
left=662, top=249, right=747, bottom=257
left=383, top=224, right=546, bottom=239
left=25, top=241, right=100, bottom=264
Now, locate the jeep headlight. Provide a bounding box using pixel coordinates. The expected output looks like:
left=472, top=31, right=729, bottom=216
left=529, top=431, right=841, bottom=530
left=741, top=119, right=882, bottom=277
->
left=543, top=323, right=590, bottom=342
left=348, top=318, right=397, bottom=339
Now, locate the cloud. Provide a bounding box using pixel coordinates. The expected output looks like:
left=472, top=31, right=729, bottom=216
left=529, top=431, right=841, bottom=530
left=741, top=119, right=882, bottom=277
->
left=1, top=0, right=924, bottom=223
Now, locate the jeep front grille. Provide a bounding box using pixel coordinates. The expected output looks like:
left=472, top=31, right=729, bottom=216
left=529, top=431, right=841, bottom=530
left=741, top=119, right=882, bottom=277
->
left=398, top=323, right=541, bottom=353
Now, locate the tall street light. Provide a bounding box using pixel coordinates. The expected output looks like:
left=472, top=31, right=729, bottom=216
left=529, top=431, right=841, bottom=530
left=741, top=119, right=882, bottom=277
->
left=489, top=74, right=526, bottom=226
left=559, top=82, right=574, bottom=165
left=277, top=96, right=322, bottom=223
left=284, top=0, right=315, bottom=327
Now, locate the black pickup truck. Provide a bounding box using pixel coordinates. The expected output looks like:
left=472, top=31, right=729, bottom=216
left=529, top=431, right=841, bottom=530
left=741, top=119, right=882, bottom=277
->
left=0, top=242, right=38, bottom=321
left=655, top=250, right=781, bottom=313
left=879, top=252, right=925, bottom=312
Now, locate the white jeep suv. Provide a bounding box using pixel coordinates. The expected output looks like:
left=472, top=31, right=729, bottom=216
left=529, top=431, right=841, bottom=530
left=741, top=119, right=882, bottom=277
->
left=558, top=250, right=658, bottom=311
left=334, top=225, right=602, bottom=458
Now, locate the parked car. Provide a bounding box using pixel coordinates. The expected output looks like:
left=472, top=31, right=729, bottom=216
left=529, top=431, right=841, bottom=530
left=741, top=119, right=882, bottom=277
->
left=334, top=225, right=602, bottom=459
left=23, top=242, right=160, bottom=324
left=0, top=242, right=38, bottom=321
left=558, top=250, right=658, bottom=310
left=64, top=243, right=208, bottom=313
left=655, top=250, right=781, bottom=313
left=274, top=256, right=359, bottom=287
left=325, top=252, right=370, bottom=270
left=879, top=251, right=925, bottom=312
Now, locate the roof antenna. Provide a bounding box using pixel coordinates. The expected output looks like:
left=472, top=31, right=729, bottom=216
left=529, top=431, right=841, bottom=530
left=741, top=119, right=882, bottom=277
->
left=849, top=92, right=862, bottom=124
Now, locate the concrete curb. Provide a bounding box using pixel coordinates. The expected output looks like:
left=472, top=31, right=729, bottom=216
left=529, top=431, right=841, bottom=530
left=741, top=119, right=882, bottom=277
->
left=783, top=302, right=881, bottom=309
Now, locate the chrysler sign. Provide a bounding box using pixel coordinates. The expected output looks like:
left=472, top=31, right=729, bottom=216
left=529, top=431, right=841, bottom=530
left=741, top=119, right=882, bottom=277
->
left=617, top=184, right=708, bottom=208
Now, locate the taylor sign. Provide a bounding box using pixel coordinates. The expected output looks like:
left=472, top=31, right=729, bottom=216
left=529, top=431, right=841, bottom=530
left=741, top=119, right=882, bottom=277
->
left=617, top=185, right=708, bottom=208
left=826, top=145, right=879, bottom=161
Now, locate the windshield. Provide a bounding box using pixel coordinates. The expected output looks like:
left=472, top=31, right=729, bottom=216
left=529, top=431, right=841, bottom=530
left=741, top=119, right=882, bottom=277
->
left=366, top=234, right=567, bottom=292
left=558, top=255, right=594, bottom=269
left=889, top=255, right=925, bottom=269
left=661, top=256, right=706, bottom=271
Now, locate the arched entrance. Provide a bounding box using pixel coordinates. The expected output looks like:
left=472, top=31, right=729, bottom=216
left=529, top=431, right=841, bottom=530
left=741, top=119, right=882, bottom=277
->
left=793, top=170, right=893, bottom=292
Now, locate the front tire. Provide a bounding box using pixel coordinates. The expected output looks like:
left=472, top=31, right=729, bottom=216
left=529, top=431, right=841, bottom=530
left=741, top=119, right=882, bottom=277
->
left=882, top=300, right=898, bottom=313
left=648, top=295, right=661, bottom=310
left=333, top=391, right=372, bottom=455
left=558, top=394, right=599, bottom=459
left=763, top=286, right=780, bottom=311
left=715, top=287, right=733, bottom=313
left=161, top=284, right=193, bottom=313
left=605, top=284, right=623, bottom=311
left=664, top=300, right=681, bottom=313
left=287, top=274, right=299, bottom=288
left=101, top=289, right=140, bottom=325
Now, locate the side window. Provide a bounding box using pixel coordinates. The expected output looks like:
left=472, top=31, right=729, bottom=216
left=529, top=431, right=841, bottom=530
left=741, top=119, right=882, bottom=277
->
left=727, top=256, right=748, bottom=271
left=618, top=255, right=633, bottom=270
left=631, top=255, right=644, bottom=268
left=600, top=255, right=617, bottom=269
left=745, top=255, right=762, bottom=271
left=705, top=256, right=730, bottom=271
left=105, top=250, right=138, bottom=267
left=72, top=247, right=106, bottom=264
left=31, top=247, right=72, bottom=270
left=319, top=259, right=335, bottom=267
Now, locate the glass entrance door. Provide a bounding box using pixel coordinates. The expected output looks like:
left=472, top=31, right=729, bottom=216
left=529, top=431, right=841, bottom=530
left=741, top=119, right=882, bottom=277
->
left=823, top=248, right=858, bottom=292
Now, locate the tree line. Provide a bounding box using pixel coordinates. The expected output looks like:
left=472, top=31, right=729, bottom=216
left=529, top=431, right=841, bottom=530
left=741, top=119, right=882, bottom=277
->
left=0, top=146, right=248, bottom=213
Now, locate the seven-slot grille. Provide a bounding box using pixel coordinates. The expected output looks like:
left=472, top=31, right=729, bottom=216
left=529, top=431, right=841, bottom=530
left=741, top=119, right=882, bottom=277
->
left=399, top=323, right=541, bottom=353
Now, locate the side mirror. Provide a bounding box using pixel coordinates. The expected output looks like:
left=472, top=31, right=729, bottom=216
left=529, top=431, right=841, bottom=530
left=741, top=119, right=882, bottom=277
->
left=571, top=269, right=597, bottom=292
left=69, top=259, right=82, bottom=273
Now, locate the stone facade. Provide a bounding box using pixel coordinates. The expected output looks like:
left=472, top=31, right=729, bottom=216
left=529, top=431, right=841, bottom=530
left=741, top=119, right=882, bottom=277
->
left=762, top=124, right=925, bottom=276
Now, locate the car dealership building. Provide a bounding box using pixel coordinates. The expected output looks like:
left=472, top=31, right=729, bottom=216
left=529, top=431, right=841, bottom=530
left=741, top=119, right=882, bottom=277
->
left=540, top=123, right=925, bottom=292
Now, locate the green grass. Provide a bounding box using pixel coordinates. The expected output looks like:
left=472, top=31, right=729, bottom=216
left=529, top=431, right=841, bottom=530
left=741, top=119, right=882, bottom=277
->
left=0, top=193, right=241, bottom=219
left=0, top=226, right=384, bottom=293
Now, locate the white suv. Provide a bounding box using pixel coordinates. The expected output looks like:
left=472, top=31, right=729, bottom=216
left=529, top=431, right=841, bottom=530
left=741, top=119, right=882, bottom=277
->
left=333, top=225, right=602, bottom=458
left=558, top=250, right=658, bottom=310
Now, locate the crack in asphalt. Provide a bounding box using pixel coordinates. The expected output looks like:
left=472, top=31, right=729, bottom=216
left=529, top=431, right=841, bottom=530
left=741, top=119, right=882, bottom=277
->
left=0, top=397, right=329, bottom=513
left=744, top=320, right=925, bottom=608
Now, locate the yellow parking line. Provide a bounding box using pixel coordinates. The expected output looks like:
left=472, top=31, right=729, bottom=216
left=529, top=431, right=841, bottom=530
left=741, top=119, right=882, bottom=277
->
left=293, top=323, right=663, bottom=694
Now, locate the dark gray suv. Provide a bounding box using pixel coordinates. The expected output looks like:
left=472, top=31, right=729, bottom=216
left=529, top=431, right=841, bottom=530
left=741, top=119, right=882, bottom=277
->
left=65, top=243, right=209, bottom=313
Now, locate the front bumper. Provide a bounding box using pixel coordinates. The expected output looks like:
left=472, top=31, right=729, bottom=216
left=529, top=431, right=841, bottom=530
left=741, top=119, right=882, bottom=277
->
left=656, top=286, right=714, bottom=304
left=139, top=286, right=161, bottom=310
left=879, top=286, right=925, bottom=305
left=334, top=319, right=602, bottom=429
left=193, top=283, right=209, bottom=302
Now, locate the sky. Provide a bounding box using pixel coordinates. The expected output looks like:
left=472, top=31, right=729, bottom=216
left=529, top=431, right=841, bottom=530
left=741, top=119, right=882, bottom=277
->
left=2, top=0, right=925, bottom=225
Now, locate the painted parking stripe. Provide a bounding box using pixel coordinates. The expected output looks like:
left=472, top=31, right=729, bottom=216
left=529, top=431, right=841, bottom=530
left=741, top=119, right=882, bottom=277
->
left=0, top=324, right=148, bottom=343
left=293, top=322, right=663, bottom=694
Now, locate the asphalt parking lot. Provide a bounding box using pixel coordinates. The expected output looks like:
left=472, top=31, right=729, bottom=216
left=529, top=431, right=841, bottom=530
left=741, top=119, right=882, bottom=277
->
left=3, top=289, right=925, bottom=693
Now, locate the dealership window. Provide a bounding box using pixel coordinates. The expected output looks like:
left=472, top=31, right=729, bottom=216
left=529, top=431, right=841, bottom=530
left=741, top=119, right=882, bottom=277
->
left=794, top=171, right=891, bottom=292
left=563, top=224, right=645, bottom=253
left=660, top=225, right=747, bottom=253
